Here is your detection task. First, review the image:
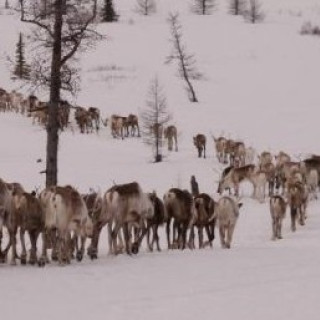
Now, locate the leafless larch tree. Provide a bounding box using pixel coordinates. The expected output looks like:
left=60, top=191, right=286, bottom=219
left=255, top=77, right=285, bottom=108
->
left=20, top=0, right=100, bottom=187
left=166, top=12, right=201, bottom=103
left=141, top=76, right=171, bottom=163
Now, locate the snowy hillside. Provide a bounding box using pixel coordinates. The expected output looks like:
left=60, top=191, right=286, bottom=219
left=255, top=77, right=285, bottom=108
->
left=1, top=0, right=320, bottom=319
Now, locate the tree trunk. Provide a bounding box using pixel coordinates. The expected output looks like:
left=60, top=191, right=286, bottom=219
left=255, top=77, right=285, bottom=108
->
left=46, top=0, right=63, bottom=187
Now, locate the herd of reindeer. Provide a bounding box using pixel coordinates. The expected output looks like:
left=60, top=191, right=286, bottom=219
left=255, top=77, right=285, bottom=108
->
left=0, top=88, right=179, bottom=146
left=1, top=87, right=320, bottom=267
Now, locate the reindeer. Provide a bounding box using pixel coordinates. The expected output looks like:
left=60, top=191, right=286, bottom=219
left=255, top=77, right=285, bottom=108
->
left=11, top=191, right=44, bottom=265
left=110, top=114, right=127, bottom=139
left=258, top=151, right=273, bottom=170
left=269, top=195, right=287, bottom=240
left=164, top=125, right=178, bottom=151
left=209, top=196, right=242, bottom=249
left=275, top=151, right=291, bottom=168
left=306, top=169, right=318, bottom=200
left=126, top=114, right=140, bottom=137
left=145, top=192, right=167, bottom=252
left=188, top=193, right=216, bottom=249
left=0, top=178, right=13, bottom=263
left=101, top=182, right=154, bottom=256
left=275, top=161, right=301, bottom=194
left=217, top=164, right=256, bottom=197
left=75, top=107, right=93, bottom=134
left=39, top=185, right=93, bottom=266
left=286, top=181, right=308, bottom=232
left=88, top=107, right=101, bottom=132
left=231, top=141, right=246, bottom=167
left=163, top=188, right=194, bottom=250
left=212, top=136, right=227, bottom=163
left=193, top=134, right=206, bottom=158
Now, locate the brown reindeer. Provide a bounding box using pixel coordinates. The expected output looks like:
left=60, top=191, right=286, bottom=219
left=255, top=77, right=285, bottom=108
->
left=193, top=134, right=206, bottom=158
left=258, top=151, right=273, bottom=170
left=126, top=114, right=140, bottom=137
left=163, top=188, right=193, bottom=250
left=188, top=193, right=216, bottom=249
left=269, top=195, right=287, bottom=240
left=164, top=125, right=178, bottom=151
left=275, top=151, right=291, bottom=168
left=286, top=181, right=308, bottom=232
left=12, top=191, right=44, bottom=265
left=88, top=107, right=101, bottom=132
left=217, top=164, right=256, bottom=197
left=75, top=107, right=93, bottom=134
left=145, top=192, right=167, bottom=252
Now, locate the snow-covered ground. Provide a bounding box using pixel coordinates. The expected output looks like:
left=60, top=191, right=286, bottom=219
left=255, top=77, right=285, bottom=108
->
left=1, top=0, right=320, bottom=319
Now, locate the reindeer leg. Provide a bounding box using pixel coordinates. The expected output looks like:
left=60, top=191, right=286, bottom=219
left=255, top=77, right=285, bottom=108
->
left=219, top=226, right=226, bottom=248
left=146, top=223, right=152, bottom=252
left=198, top=226, right=204, bottom=249
left=20, top=228, right=27, bottom=265
left=271, top=218, right=277, bottom=240
left=291, top=208, right=297, bottom=232
left=29, top=230, right=39, bottom=265
left=39, top=229, right=48, bottom=267
left=188, top=226, right=195, bottom=250
left=10, top=228, right=18, bottom=266
left=166, top=218, right=172, bottom=249
left=154, top=225, right=161, bottom=251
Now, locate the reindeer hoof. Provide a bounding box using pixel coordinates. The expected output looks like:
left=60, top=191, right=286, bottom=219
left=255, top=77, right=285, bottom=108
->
left=29, top=258, right=37, bottom=265
left=20, top=255, right=27, bottom=265
left=90, top=252, right=98, bottom=260
left=76, top=252, right=83, bottom=262
left=38, top=258, right=46, bottom=267
left=131, top=243, right=139, bottom=254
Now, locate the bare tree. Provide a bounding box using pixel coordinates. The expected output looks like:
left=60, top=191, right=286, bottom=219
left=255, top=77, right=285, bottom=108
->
left=229, top=0, right=246, bottom=16
left=166, top=12, right=201, bottom=103
left=135, top=0, right=156, bottom=16
left=245, top=0, right=264, bottom=24
left=20, top=0, right=100, bottom=187
left=191, top=0, right=215, bottom=15
left=141, top=76, right=171, bottom=163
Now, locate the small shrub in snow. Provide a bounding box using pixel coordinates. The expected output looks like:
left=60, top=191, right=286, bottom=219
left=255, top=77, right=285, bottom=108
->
left=244, top=0, right=265, bottom=24
left=300, top=21, right=320, bottom=36
left=135, top=0, right=156, bottom=16
left=191, top=0, right=216, bottom=15
left=229, top=0, right=246, bottom=16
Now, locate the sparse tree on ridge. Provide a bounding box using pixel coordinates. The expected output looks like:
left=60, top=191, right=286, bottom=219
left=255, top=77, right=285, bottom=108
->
left=141, top=76, right=171, bottom=163
left=229, top=0, right=246, bottom=16
left=192, top=0, right=216, bottom=15
left=101, top=0, right=118, bottom=22
left=20, top=0, right=100, bottom=187
left=166, top=12, right=201, bottom=103
left=135, top=0, right=156, bottom=16
left=245, top=0, right=264, bottom=24
left=12, top=32, right=30, bottom=80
